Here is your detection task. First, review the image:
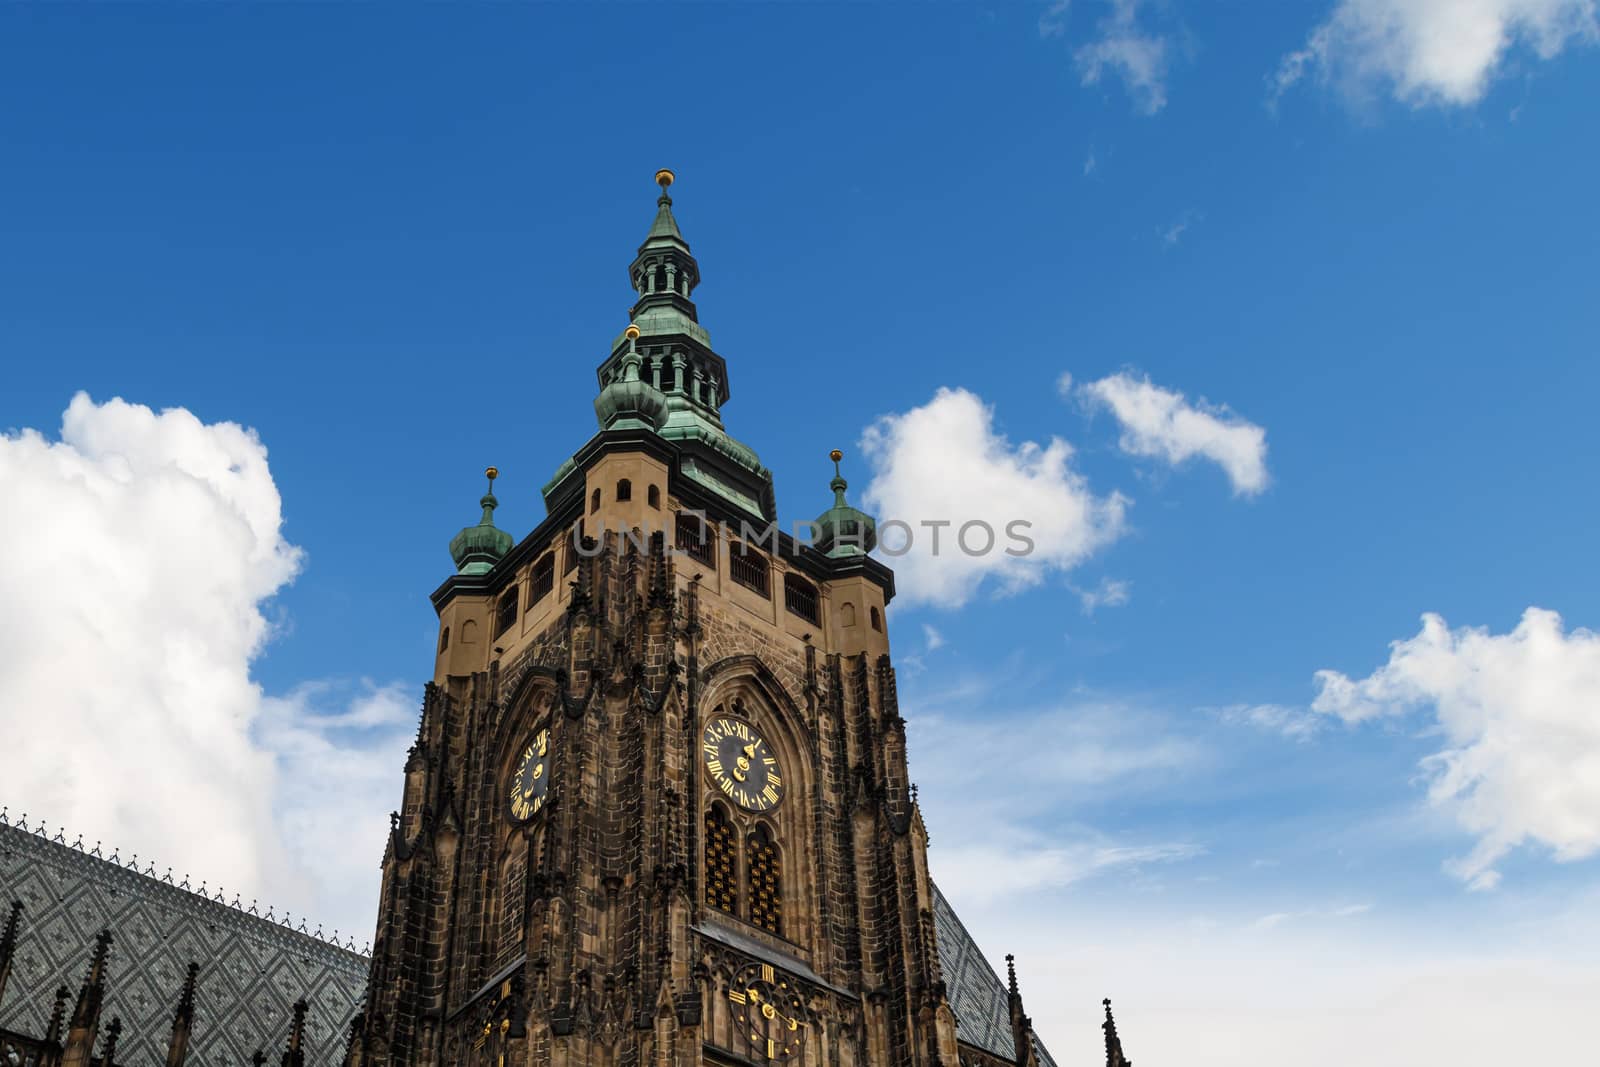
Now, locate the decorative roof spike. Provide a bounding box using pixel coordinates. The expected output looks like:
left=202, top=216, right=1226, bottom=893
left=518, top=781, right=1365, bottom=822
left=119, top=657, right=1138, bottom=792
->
left=164, top=963, right=199, bottom=1067
left=281, top=997, right=309, bottom=1067
left=814, top=449, right=878, bottom=558
left=1005, top=954, right=1019, bottom=998
left=100, top=1015, right=122, bottom=1063
left=0, top=899, right=21, bottom=1005
left=449, top=466, right=514, bottom=575
left=87, top=929, right=113, bottom=986
left=47, top=984, right=70, bottom=1040
left=1103, top=997, right=1134, bottom=1067
left=1, top=899, right=20, bottom=950
left=69, top=930, right=113, bottom=1031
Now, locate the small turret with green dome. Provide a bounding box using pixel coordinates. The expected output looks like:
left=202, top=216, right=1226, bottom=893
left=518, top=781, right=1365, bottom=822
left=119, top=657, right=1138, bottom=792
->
left=814, top=449, right=877, bottom=557
left=449, top=467, right=514, bottom=575
left=594, top=323, right=669, bottom=431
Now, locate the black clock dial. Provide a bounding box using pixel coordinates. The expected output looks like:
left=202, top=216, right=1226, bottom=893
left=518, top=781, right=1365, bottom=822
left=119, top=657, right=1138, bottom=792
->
left=728, top=962, right=806, bottom=1062
left=702, top=715, right=784, bottom=812
left=508, top=727, right=552, bottom=823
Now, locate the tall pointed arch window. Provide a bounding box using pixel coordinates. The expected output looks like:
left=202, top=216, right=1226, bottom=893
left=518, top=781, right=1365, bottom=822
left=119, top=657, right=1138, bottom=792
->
left=746, top=823, right=783, bottom=936
left=704, top=803, right=739, bottom=916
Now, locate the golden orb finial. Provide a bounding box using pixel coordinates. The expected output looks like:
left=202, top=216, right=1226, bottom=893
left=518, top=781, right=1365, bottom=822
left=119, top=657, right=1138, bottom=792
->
left=655, top=168, right=675, bottom=190
left=624, top=324, right=641, bottom=340
left=485, top=466, right=499, bottom=482
left=829, top=449, right=843, bottom=464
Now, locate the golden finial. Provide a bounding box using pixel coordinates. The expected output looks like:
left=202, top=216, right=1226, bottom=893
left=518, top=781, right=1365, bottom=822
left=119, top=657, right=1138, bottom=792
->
left=829, top=449, right=843, bottom=464
left=655, top=168, right=675, bottom=190
left=485, top=466, right=499, bottom=483
left=625, top=324, right=641, bottom=340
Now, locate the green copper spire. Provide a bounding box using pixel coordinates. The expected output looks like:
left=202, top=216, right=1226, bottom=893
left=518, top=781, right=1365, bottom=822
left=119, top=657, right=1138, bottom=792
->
left=448, top=467, right=514, bottom=575
left=629, top=168, right=701, bottom=323
left=814, top=450, right=877, bottom=557
left=646, top=168, right=686, bottom=243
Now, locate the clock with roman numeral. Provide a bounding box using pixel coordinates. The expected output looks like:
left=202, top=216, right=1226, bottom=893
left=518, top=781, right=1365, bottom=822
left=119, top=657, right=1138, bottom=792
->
left=727, top=962, right=806, bottom=1062
left=702, top=715, right=784, bottom=812
left=508, top=726, right=552, bottom=824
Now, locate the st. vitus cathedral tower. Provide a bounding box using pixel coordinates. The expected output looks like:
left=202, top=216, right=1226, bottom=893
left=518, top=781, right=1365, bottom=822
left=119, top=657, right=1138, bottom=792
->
left=345, top=172, right=1049, bottom=1067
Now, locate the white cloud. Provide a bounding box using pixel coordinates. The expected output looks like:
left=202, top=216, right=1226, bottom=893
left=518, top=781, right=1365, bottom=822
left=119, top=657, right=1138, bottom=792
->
left=1078, top=372, right=1270, bottom=496
left=939, top=894, right=1600, bottom=1067
left=1040, top=0, right=1072, bottom=39
left=859, top=387, right=1128, bottom=609
left=1076, top=0, right=1173, bottom=115
left=1313, top=608, right=1600, bottom=889
left=1275, top=0, right=1598, bottom=108
left=1075, top=577, right=1131, bottom=615
left=1161, top=214, right=1198, bottom=247
left=911, top=696, right=1205, bottom=903
left=1217, top=702, right=1324, bottom=741
left=1251, top=902, right=1371, bottom=929
left=0, top=394, right=410, bottom=937
left=922, top=623, right=946, bottom=652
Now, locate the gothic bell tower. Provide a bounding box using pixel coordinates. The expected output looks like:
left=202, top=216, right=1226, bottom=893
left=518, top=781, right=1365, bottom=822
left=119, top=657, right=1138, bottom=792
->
left=345, top=171, right=1012, bottom=1067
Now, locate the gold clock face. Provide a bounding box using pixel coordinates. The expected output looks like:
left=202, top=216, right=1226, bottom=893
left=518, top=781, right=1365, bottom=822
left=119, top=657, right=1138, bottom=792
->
left=702, top=715, right=783, bottom=812
left=728, top=963, right=805, bottom=1062
left=508, top=727, right=551, bottom=823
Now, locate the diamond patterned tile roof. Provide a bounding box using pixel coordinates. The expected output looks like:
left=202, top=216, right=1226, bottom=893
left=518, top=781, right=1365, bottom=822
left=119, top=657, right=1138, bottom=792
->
left=0, top=820, right=368, bottom=1065
left=933, top=881, right=1058, bottom=1067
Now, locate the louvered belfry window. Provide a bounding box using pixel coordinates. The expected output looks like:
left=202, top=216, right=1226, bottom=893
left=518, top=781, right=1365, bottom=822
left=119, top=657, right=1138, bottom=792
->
left=746, top=823, right=782, bottom=936
left=704, top=804, right=739, bottom=916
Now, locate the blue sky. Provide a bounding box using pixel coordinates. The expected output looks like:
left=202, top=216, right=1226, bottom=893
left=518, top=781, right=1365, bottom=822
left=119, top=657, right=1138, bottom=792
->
left=4, top=3, right=1599, bottom=1063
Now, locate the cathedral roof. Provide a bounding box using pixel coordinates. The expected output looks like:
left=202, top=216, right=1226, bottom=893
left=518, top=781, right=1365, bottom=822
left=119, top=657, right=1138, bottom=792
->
left=0, top=819, right=367, bottom=1065
left=932, top=881, right=1059, bottom=1067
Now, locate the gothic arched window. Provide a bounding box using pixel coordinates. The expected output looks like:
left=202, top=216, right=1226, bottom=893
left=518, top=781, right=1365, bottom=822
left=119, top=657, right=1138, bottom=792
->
left=647, top=484, right=661, bottom=509
left=616, top=478, right=632, bottom=502
left=704, top=803, right=739, bottom=917
left=746, top=823, right=783, bottom=936
left=591, top=487, right=602, bottom=513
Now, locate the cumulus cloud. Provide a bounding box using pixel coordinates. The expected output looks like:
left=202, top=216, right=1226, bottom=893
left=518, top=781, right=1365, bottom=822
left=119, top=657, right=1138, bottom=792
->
left=0, top=394, right=411, bottom=936
left=1313, top=608, right=1600, bottom=889
left=1275, top=0, right=1599, bottom=108
left=859, top=387, right=1128, bottom=609
left=1078, top=372, right=1270, bottom=496
left=1075, top=0, right=1174, bottom=115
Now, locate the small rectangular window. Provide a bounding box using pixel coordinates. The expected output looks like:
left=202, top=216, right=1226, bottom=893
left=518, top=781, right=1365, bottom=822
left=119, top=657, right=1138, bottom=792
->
left=530, top=553, right=555, bottom=605
left=564, top=522, right=583, bottom=575
left=676, top=512, right=716, bottom=570
left=495, top=588, right=519, bottom=638
left=783, top=574, right=820, bottom=625
left=730, top=544, right=770, bottom=598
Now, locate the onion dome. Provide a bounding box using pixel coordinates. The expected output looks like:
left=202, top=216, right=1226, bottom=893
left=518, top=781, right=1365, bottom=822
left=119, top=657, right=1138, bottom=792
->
left=813, top=449, right=877, bottom=557
left=594, top=324, right=669, bottom=431
left=449, top=467, right=514, bottom=575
